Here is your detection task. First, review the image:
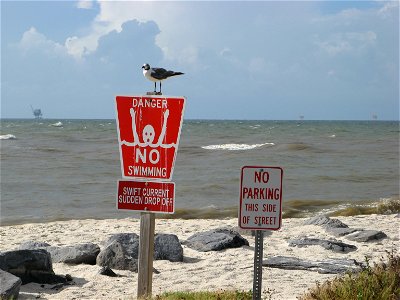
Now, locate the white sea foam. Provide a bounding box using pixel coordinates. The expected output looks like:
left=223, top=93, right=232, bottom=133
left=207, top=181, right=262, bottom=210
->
left=201, top=142, right=274, bottom=151
left=50, top=121, right=63, bottom=127
left=0, top=134, right=17, bottom=140
left=249, top=125, right=261, bottom=129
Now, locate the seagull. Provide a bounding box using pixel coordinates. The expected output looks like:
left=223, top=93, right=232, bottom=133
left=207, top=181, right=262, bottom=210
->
left=142, top=63, right=184, bottom=94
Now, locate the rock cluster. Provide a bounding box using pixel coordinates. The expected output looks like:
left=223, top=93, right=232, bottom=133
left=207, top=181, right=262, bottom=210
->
left=303, top=215, right=387, bottom=241
left=0, top=218, right=388, bottom=299
left=265, top=214, right=387, bottom=273
left=0, top=229, right=247, bottom=299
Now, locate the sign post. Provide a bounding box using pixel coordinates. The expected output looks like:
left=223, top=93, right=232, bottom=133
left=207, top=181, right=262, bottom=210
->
left=239, top=166, right=283, bottom=300
left=253, top=230, right=264, bottom=300
left=137, top=212, right=155, bottom=297
left=115, top=95, right=185, bottom=299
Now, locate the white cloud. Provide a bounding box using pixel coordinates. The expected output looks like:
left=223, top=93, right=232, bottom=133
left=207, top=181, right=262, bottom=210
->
left=316, top=31, right=377, bottom=56
left=65, top=33, right=100, bottom=58
left=18, top=27, right=66, bottom=56
left=378, top=1, right=399, bottom=18
left=77, top=0, right=93, bottom=10
left=61, top=2, right=205, bottom=64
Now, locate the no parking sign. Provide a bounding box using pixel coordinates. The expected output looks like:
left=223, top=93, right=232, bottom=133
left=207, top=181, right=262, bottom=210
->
left=239, top=166, right=283, bottom=230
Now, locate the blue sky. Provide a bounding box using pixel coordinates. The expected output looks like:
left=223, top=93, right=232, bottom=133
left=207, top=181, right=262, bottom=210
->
left=1, top=1, right=399, bottom=120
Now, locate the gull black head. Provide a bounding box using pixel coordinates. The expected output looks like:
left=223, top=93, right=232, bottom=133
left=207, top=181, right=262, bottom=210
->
left=142, top=63, right=150, bottom=70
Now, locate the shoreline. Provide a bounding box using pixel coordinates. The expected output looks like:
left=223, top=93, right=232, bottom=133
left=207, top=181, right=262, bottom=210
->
left=2, top=196, right=398, bottom=227
left=1, top=215, right=398, bottom=299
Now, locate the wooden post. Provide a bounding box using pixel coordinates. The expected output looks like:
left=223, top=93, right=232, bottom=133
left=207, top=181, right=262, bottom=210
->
left=137, top=212, right=155, bottom=299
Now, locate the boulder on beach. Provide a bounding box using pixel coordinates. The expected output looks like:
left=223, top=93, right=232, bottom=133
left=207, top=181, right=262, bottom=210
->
left=98, top=232, right=183, bottom=262
left=0, top=269, right=22, bottom=300
left=263, top=256, right=361, bottom=274
left=324, top=227, right=361, bottom=237
left=154, top=234, right=183, bottom=262
left=288, top=237, right=357, bottom=253
left=19, top=241, right=51, bottom=249
left=19, top=241, right=100, bottom=265
left=183, top=228, right=249, bottom=252
left=48, top=243, right=100, bottom=264
left=303, top=215, right=349, bottom=228
left=96, top=240, right=138, bottom=272
left=0, top=249, right=67, bottom=284
left=101, top=233, right=139, bottom=259
left=345, top=230, right=387, bottom=242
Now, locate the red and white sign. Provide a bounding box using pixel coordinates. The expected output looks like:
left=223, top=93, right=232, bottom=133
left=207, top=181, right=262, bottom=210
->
left=239, top=166, right=283, bottom=230
left=115, top=96, right=185, bottom=181
left=117, top=180, right=175, bottom=213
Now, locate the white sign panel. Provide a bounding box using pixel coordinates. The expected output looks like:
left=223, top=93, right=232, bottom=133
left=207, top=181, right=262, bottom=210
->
left=239, top=166, right=283, bottom=230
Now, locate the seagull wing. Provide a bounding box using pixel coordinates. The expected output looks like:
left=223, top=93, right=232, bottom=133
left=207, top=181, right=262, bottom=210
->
left=151, top=68, right=184, bottom=80
left=151, top=68, right=169, bottom=80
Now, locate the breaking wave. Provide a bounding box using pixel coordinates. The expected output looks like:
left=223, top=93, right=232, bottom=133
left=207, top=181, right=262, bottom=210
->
left=0, top=134, right=17, bottom=140
left=50, top=121, right=63, bottom=127
left=201, top=143, right=275, bottom=151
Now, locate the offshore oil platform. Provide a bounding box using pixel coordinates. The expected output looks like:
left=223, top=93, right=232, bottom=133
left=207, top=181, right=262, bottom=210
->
left=30, top=105, right=43, bottom=119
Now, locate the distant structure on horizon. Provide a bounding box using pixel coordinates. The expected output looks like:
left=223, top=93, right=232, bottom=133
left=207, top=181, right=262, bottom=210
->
left=30, top=105, right=43, bottom=119
left=372, top=114, right=378, bottom=120
left=299, top=115, right=304, bottom=120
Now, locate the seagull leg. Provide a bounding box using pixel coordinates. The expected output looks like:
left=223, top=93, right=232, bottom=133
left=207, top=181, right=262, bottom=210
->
left=154, top=82, right=157, bottom=93
left=160, top=81, right=162, bottom=94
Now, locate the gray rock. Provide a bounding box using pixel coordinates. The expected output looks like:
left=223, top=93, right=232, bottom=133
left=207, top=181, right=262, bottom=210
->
left=303, top=215, right=348, bottom=228
left=19, top=241, right=51, bottom=250
left=96, top=241, right=138, bottom=272
left=324, top=227, right=361, bottom=237
left=100, top=232, right=183, bottom=262
left=304, top=216, right=388, bottom=243
left=47, top=243, right=100, bottom=264
left=102, top=233, right=139, bottom=259
left=154, top=234, right=183, bottom=262
left=65, top=274, right=73, bottom=281
left=98, top=266, right=118, bottom=277
left=288, top=237, right=357, bottom=253
left=345, top=230, right=387, bottom=242
left=263, top=256, right=360, bottom=274
left=0, top=249, right=66, bottom=284
left=183, top=228, right=249, bottom=252
left=0, top=269, right=22, bottom=300
left=19, top=241, right=100, bottom=265
left=96, top=240, right=160, bottom=274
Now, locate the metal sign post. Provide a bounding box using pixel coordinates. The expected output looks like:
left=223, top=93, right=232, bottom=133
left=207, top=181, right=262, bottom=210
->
left=253, top=230, right=264, bottom=300
left=253, top=231, right=264, bottom=300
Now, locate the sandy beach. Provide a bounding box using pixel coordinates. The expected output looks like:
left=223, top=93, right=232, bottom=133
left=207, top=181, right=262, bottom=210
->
left=0, top=214, right=398, bottom=300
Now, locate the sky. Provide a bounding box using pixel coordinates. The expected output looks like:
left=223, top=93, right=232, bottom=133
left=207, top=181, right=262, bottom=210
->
left=1, top=1, right=399, bottom=120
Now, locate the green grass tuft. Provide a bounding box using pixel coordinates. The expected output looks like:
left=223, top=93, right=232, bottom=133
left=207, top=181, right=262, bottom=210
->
left=140, top=290, right=253, bottom=300
left=300, top=250, right=400, bottom=300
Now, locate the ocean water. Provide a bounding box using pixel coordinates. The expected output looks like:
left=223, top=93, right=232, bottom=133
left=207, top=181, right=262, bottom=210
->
left=1, top=119, right=399, bottom=225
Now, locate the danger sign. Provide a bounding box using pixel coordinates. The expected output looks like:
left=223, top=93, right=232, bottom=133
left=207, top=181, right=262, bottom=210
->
left=115, top=96, right=185, bottom=181
left=117, top=180, right=175, bottom=213
left=239, top=166, right=283, bottom=230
